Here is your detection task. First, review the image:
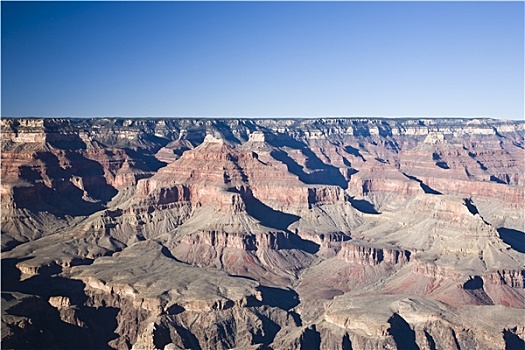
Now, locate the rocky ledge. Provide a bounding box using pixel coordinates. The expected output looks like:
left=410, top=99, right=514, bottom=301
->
left=1, top=117, right=524, bottom=349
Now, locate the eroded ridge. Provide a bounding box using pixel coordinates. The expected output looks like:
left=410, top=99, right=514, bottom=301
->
left=2, top=117, right=524, bottom=349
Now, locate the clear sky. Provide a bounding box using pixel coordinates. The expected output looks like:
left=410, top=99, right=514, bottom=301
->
left=2, top=1, right=524, bottom=119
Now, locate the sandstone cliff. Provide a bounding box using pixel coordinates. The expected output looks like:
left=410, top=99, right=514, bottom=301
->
left=2, top=117, right=524, bottom=349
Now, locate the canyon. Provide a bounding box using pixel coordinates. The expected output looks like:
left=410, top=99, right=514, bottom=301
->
left=1, top=117, right=524, bottom=349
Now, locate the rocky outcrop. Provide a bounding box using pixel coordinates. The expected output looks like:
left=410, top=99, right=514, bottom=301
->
left=182, top=231, right=258, bottom=250
left=411, top=260, right=462, bottom=281
left=323, top=295, right=525, bottom=350
left=484, top=269, right=525, bottom=288
left=338, top=241, right=411, bottom=266
left=2, top=117, right=524, bottom=349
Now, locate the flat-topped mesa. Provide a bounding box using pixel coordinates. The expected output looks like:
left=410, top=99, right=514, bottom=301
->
left=337, top=241, right=411, bottom=266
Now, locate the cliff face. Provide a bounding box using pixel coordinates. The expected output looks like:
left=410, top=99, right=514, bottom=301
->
left=338, top=241, right=411, bottom=266
left=2, top=117, right=524, bottom=349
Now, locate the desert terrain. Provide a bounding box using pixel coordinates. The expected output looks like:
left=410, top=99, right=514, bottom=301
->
left=1, top=117, right=524, bottom=349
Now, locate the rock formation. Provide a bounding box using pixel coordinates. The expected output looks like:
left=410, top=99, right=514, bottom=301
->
left=1, top=117, right=524, bottom=349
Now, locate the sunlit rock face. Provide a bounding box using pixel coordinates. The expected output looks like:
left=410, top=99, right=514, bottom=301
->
left=2, top=117, right=524, bottom=349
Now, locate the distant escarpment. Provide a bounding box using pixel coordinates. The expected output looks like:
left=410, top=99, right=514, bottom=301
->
left=2, top=117, right=524, bottom=349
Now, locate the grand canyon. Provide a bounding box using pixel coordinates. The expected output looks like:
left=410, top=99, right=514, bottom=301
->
left=1, top=117, right=524, bottom=349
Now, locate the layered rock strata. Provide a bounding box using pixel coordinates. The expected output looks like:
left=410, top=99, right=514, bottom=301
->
left=1, top=117, right=524, bottom=349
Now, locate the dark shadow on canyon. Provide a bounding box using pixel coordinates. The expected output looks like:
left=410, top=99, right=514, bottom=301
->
left=432, top=153, right=450, bottom=170
left=267, top=136, right=348, bottom=189
left=388, top=313, right=420, bottom=350
left=490, top=175, right=508, bottom=184
left=300, top=325, right=321, bottom=350
left=497, top=228, right=525, bottom=254
left=47, top=132, right=87, bottom=151
left=257, top=286, right=300, bottom=311
left=348, top=197, right=379, bottom=215
left=344, top=145, right=366, bottom=161
left=504, top=329, right=525, bottom=350
left=463, top=276, right=484, bottom=290
left=1, top=258, right=120, bottom=349
left=14, top=151, right=118, bottom=217
left=464, top=199, right=479, bottom=216
left=232, top=187, right=300, bottom=231
left=403, top=173, right=442, bottom=195
left=424, top=331, right=437, bottom=350
left=123, top=147, right=168, bottom=172
left=342, top=333, right=353, bottom=350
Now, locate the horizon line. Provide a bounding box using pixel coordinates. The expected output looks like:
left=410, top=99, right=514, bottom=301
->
left=3, top=115, right=523, bottom=121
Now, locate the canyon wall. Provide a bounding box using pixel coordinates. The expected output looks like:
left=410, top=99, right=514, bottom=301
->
left=2, top=117, right=524, bottom=349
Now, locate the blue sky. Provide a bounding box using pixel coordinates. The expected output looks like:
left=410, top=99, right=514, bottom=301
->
left=2, top=1, right=524, bottom=119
